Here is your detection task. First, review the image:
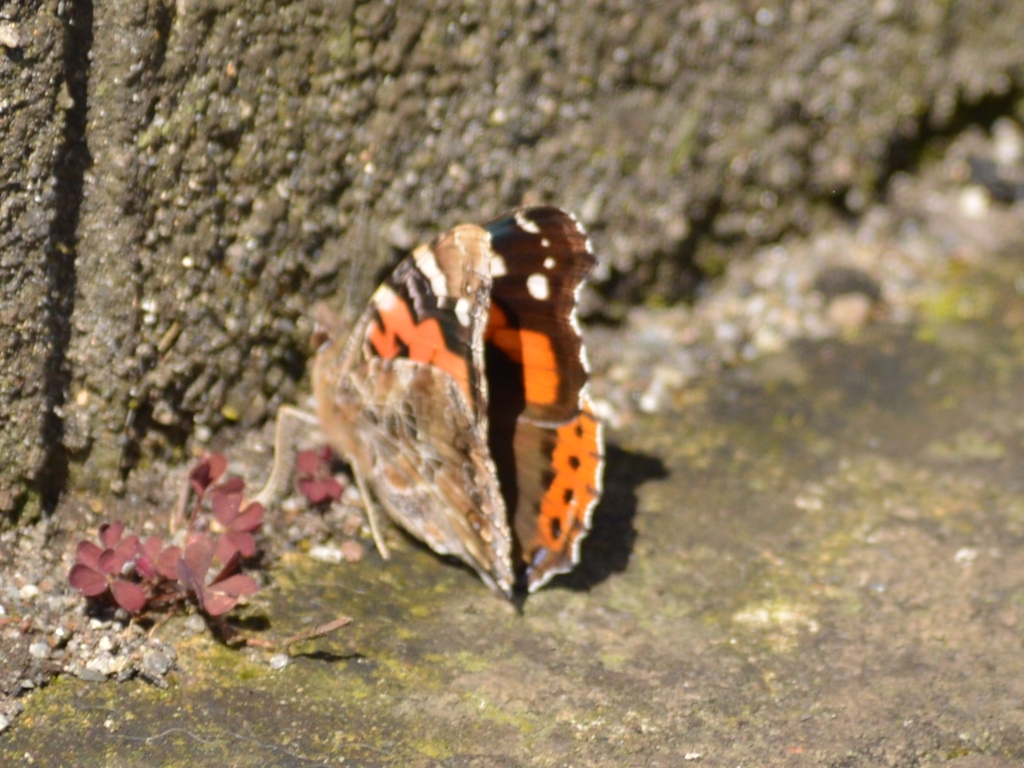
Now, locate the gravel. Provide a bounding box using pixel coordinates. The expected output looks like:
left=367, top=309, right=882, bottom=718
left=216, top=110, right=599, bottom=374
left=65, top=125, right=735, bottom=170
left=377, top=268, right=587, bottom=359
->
left=587, top=120, right=1024, bottom=425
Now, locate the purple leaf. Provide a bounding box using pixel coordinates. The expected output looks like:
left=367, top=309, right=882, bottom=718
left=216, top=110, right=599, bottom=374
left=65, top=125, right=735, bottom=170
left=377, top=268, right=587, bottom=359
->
left=216, top=475, right=246, bottom=495
left=179, top=538, right=214, bottom=609
left=200, top=590, right=238, bottom=616
left=211, top=573, right=259, bottom=597
left=113, top=535, right=140, bottom=566
left=298, top=477, right=343, bottom=505
left=201, top=569, right=258, bottom=616
left=295, top=449, right=322, bottom=477
left=189, top=453, right=227, bottom=497
left=155, top=545, right=182, bottom=581
left=182, top=537, right=214, bottom=584
left=110, top=580, right=147, bottom=613
left=97, top=548, right=124, bottom=575
left=96, top=534, right=137, bottom=575
left=230, top=503, right=263, bottom=533
left=75, top=541, right=102, bottom=569
left=214, top=535, right=236, bottom=566
left=69, top=564, right=108, bottom=597
left=99, top=521, right=125, bottom=550
left=211, top=484, right=244, bottom=524
left=211, top=550, right=242, bottom=584
left=216, top=531, right=256, bottom=563
left=136, top=537, right=163, bottom=580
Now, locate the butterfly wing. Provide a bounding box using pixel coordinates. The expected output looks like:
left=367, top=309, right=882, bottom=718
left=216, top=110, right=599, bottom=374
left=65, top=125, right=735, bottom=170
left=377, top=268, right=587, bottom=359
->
left=313, top=224, right=515, bottom=596
left=483, top=207, right=605, bottom=591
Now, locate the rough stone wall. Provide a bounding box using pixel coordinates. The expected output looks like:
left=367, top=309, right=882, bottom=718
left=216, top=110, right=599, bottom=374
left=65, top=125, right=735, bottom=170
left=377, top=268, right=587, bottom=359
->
left=1, top=0, right=1022, bottom=516
left=0, top=0, right=76, bottom=512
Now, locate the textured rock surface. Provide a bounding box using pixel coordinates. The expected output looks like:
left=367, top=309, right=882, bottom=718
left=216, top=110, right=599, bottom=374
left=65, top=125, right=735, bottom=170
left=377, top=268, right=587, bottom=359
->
left=0, top=0, right=75, bottom=514
left=2, top=0, right=1024, bottom=513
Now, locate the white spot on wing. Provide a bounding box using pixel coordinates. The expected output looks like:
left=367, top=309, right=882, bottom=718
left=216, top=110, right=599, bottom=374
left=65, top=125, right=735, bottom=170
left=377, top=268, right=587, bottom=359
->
left=541, top=238, right=551, bottom=248
left=543, top=256, right=555, bottom=269
left=374, top=284, right=399, bottom=310
left=515, top=210, right=541, bottom=234
left=526, top=273, right=550, bottom=301
left=455, top=297, right=471, bottom=327
left=413, top=245, right=449, bottom=298
left=490, top=254, right=508, bottom=277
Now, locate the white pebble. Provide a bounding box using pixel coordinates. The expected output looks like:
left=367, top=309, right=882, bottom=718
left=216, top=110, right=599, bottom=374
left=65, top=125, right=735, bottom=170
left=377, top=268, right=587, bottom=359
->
left=86, top=652, right=116, bottom=676
left=827, top=294, right=872, bottom=333
left=954, top=547, right=977, bottom=564
left=992, top=117, right=1023, bottom=167
left=19, top=584, right=39, bottom=601
left=959, top=186, right=989, bottom=219
left=28, top=641, right=50, bottom=660
left=269, top=654, right=289, bottom=670
left=309, top=545, right=344, bottom=564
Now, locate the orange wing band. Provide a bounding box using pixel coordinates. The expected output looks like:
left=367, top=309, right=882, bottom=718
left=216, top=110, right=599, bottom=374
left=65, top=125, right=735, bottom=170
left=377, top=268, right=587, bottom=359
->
left=533, top=407, right=602, bottom=554
left=485, top=304, right=559, bottom=406
left=368, top=292, right=470, bottom=393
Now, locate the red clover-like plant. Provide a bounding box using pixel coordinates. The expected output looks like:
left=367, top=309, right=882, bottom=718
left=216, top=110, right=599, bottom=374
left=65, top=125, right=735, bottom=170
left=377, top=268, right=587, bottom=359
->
left=68, top=453, right=261, bottom=619
left=295, top=446, right=344, bottom=505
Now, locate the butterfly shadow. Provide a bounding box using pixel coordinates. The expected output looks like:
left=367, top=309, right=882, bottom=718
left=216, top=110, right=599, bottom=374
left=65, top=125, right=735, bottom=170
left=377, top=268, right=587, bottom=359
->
left=546, top=443, right=667, bottom=594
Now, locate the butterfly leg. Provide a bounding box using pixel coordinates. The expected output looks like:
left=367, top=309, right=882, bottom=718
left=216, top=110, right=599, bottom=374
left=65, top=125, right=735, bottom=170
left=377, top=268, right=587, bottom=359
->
left=250, top=404, right=320, bottom=508
left=352, top=468, right=391, bottom=560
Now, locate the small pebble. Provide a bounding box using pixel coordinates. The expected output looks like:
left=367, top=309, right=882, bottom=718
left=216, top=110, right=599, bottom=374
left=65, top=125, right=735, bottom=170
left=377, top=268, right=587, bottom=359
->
left=827, top=294, right=873, bottom=333
left=86, top=652, right=116, bottom=677
left=752, top=325, right=785, bottom=354
left=954, top=547, right=977, bottom=564
left=0, top=22, right=27, bottom=49
left=111, top=655, right=131, bottom=676
left=959, top=186, right=990, bottom=219
left=269, top=653, right=290, bottom=670
left=141, top=649, right=172, bottom=678
left=340, top=510, right=364, bottom=537
left=184, top=614, right=207, bottom=634
left=28, top=641, right=50, bottom=660
left=309, top=545, right=343, bottom=564
left=992, top=117, right=1023, bottom=167
left=0, top=715, right=9, bottom=733
left=340, top=540, right=364, bottom=563
left=19, top=584, right=39, bottom=602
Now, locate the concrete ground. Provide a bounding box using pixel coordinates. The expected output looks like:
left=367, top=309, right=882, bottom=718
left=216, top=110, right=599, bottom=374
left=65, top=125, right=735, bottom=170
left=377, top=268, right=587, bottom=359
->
left=3, top=204, right=1024, bottom=766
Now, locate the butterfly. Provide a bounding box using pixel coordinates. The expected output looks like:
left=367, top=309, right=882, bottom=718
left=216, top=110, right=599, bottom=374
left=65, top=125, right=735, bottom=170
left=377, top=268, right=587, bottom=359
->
left=312, top=206, right=604, bottom=597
